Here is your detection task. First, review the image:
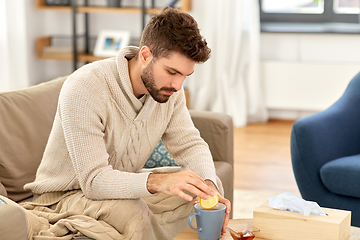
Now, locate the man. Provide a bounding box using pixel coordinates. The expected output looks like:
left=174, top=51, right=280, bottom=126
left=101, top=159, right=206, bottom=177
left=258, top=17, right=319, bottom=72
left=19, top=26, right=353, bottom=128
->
left=22, top=7, right=231, bottom=239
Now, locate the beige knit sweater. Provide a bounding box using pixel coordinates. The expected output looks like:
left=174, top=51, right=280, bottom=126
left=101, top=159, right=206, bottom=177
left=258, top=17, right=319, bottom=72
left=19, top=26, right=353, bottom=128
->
left=24, top=47, right=218, bottom=200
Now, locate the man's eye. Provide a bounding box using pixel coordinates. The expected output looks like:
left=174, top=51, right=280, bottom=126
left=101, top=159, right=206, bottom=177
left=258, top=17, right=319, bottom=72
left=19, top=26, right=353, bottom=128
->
left=168, top=71, right=176, bottom=75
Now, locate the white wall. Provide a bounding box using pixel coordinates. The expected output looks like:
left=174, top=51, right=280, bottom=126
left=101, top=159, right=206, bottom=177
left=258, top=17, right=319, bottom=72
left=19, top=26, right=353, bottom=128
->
left=261, top=32, right=360, bottom=119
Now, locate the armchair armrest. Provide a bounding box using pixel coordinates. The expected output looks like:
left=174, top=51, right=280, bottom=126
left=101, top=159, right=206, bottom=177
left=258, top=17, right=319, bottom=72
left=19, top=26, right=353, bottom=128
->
left=189, top=110, right=234, bottom=167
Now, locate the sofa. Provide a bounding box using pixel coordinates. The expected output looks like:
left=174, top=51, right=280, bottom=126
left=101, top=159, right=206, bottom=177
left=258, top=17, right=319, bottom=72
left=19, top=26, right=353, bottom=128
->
left=0, top=75, right=234, bottom=239
left=291, top=72, right=360, bottom=227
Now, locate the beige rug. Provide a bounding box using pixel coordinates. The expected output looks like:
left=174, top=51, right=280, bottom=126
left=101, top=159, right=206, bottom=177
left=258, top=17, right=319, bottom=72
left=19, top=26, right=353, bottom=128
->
left=232, top=189, right=360, bottom=239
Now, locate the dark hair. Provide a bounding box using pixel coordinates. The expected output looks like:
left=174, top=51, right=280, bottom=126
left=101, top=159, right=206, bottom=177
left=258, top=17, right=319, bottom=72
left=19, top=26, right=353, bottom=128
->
left=139, top=7, right=211, bottom=63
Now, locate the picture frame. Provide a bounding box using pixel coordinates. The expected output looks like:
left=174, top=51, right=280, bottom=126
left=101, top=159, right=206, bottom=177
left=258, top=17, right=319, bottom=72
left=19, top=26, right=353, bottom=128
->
left=94, top=30, right=131, bottom=57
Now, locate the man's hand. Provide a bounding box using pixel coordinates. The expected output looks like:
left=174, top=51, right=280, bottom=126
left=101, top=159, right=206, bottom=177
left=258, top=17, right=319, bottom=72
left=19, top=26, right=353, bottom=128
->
left=194, top=180, right=231, bottom=235
left=146, top=171, right=231, bottom=235
left=146, top=170, right=216, bottom=201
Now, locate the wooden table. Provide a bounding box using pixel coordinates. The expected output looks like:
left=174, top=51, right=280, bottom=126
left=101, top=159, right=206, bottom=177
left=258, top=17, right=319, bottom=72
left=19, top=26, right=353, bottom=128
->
left=174, top=218, right=266, bottom=240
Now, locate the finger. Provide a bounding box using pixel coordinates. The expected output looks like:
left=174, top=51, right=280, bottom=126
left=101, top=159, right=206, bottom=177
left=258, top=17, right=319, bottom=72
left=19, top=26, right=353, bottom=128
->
left=190, top=180, right=216, bottom=199
left=177, top=189, right=194, bottom=202
left=221, top=206, right=230, bottom=234
left=218, top=194, right=231, bottom=214
left=170, top=173, right=211, bottom=200
left=186, top=171, right=216, bottom=197
left=222, top=210, right=230, bottom=234
left=218, top=196, right=231, bottom=234
left=183, top=183, right=213, bottom=200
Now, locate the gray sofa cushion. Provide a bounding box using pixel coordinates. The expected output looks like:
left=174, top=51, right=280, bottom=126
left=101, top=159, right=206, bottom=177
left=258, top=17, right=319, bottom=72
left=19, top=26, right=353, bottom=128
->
left=320, top=154, right=360, bottom=198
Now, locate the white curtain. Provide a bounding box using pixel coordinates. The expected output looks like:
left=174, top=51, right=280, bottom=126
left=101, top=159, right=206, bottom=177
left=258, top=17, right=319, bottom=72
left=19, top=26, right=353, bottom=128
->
left=186, top=0, right=268, bottom=127
left=0, top=0, right=30, bottom=92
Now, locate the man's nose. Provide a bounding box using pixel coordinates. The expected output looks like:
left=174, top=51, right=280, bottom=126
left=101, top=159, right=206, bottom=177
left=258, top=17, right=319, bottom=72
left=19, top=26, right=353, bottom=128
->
left=171, top=78, right=185, bottom=91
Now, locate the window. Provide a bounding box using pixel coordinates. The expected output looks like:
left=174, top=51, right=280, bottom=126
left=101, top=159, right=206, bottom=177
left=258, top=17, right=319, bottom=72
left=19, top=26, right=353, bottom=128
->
left=262, top=0, right=324, bottom=14
left=260, top=0, right=360, bottom=23
left=334, top=0, right=360, bottom=14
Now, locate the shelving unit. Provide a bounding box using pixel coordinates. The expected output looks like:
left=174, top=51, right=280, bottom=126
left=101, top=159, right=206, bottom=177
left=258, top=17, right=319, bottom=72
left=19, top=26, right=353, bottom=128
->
left=36, top=36, right=105, bottom=62
left=35, top=0, right=191, bottom=13
left=35, top=0, right=192, bottom=70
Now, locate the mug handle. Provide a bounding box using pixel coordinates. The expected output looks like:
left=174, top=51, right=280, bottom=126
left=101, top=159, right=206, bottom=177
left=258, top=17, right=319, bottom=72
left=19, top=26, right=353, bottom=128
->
left=188, top=212, right=202, bottom=232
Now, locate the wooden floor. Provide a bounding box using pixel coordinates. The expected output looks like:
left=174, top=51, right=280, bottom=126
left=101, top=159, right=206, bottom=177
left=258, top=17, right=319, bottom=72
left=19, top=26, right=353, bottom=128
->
left=233, top=119, right=300, bottom=195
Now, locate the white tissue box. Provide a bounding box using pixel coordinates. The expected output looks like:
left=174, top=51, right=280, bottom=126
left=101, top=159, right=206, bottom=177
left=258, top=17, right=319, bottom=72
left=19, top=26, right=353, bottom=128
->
left=253, top=201, right=351, bottom=240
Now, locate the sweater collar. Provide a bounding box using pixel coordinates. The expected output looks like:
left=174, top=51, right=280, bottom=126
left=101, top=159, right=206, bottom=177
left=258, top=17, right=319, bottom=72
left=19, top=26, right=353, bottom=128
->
left=115, top=46, right=156, bottom=121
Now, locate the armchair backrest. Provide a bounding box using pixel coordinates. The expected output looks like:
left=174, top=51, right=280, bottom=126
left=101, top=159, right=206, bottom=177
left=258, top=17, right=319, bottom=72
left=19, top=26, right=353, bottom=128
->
left=0, top=76, right=66, bottom=202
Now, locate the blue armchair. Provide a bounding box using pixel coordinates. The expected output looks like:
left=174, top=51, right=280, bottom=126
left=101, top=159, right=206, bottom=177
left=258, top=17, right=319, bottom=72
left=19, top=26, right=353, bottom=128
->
left=291, top=72, right=360, bottom=227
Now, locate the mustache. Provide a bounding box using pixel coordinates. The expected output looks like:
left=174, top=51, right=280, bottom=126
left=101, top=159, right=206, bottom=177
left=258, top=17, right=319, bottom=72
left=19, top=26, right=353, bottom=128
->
left=160, top=87, right=177, bottom=93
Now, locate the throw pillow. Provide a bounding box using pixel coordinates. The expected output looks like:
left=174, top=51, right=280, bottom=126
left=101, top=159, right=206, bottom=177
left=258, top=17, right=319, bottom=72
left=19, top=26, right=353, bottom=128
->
left=143, top=140, right=180, bottom=168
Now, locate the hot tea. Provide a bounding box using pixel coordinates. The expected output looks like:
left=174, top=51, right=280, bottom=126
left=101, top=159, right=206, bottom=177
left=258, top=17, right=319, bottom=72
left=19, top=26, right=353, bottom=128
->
left=202, top=208, right=220, bottom=211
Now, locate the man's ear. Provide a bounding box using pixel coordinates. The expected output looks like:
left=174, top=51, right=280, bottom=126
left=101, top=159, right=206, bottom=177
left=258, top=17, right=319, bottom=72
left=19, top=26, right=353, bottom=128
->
left=139, top=46, right=153, bottom=63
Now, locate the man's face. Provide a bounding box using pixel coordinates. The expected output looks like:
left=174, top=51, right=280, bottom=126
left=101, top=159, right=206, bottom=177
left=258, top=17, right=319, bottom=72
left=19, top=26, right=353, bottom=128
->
left=141, top=51, right=195, bottom=103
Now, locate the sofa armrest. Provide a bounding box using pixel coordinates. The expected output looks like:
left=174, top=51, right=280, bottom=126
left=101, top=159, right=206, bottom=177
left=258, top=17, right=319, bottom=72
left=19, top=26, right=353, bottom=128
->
left=189, top=110, right=234, bottom=167
left=0, top=204, right=27, bottom=239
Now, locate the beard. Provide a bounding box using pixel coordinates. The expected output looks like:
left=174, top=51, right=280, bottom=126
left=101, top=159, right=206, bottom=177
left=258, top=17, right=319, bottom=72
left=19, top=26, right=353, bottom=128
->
left=141, top=60, right=177, bottom=103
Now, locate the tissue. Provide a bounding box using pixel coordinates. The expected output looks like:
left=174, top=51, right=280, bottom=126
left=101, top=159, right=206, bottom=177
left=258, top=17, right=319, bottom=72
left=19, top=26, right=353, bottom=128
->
left=268, top=192, right=326, bottom=216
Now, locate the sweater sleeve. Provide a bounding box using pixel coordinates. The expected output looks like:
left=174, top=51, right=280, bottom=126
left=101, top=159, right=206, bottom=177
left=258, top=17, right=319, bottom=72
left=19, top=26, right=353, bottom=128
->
left=59, top=73, right=152, bottom=200
left=161, top=89, right=219, bottom=189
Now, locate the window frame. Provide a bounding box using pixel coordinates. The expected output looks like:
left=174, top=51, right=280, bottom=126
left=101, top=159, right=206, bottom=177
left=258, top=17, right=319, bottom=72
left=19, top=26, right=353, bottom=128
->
left=259, top=0, right=359, bottom=24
